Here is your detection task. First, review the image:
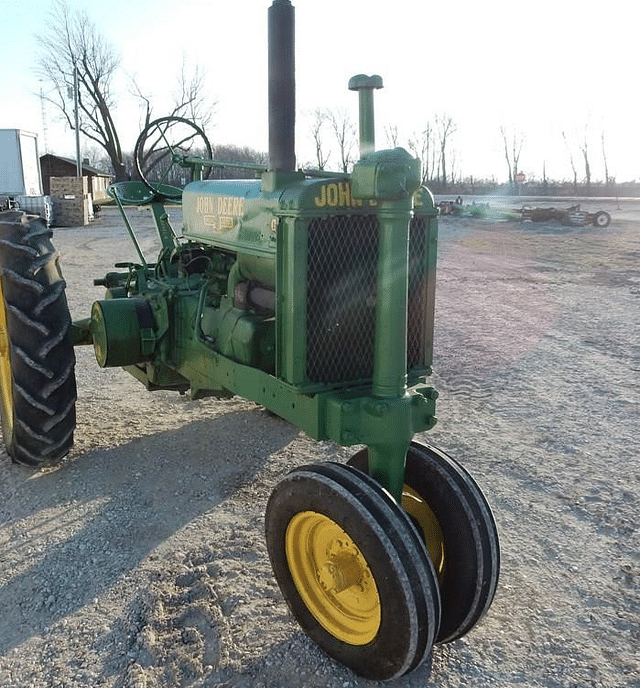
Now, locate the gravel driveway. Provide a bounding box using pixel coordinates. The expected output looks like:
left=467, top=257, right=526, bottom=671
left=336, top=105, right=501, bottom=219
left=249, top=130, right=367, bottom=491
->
left=1, top=204, right=638, bottom=687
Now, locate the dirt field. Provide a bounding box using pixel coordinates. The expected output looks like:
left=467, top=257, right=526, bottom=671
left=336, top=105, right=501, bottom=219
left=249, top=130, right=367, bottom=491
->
left=1, top=202, right=639, bottom=687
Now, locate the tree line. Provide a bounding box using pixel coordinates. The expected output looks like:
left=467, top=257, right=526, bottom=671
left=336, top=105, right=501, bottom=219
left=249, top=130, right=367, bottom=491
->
left=306, top=108, right=457, bottom=191
left=39, top=1, right=632, bottom=195
left=309, top=112, right=628, bottom=197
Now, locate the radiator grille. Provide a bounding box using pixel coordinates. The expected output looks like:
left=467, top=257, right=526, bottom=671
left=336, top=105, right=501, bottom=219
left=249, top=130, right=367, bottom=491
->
left=306, top=215, right=379, bottom=384
left=408, top=216, right=429, bottom=372
left=305, top=214, right=430, bottom=386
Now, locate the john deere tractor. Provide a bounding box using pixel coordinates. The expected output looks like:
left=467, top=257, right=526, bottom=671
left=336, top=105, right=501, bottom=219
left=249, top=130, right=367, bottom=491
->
left=0, top=1, right=499, bottom=680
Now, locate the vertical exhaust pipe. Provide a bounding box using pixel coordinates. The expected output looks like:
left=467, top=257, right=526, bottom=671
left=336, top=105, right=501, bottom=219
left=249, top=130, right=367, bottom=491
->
left=268, top=0, right=296, bottom=172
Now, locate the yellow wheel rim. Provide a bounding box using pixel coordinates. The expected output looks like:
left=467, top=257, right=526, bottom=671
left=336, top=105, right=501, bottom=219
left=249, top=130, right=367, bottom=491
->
left=0, top=280, right=14, bottom=442
left=402, top=485, right=446, bottom=580
left=285, top=511, right=381, bottom=645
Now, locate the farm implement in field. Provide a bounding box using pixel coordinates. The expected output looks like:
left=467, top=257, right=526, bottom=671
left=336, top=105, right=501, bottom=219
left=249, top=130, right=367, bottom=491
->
left=517, top=204, right=611, bottom=227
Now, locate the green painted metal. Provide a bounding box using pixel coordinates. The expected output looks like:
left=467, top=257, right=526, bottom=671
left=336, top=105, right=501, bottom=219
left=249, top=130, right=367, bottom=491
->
left=348, top=74, right=383, bottom=157
left=76, top=83, right=439, bottom=508
left=413, top=187, right=439, bottom=373
left=109, top=185, right=148, bottom=266
left=77, top=154, right=439, bottom=503
left=345, top=148, right=423, bottom=498
left=70, top=318, right=92, bottom=346
left=91, top=299, right=156, bottom=367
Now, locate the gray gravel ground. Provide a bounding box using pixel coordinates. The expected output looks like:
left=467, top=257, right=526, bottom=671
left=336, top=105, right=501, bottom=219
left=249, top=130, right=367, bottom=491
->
left=1, top=203, right=639, bottom=687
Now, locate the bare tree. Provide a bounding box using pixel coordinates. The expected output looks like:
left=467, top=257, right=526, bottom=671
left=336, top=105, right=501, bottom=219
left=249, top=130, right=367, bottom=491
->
left=38, top=2, right=216, bottom=182
left=435, top=114, right=455, bottom=191
left=601, top=131, right=613, bottom=189
left=174, top=58, right=214, bottom=128
left=562, top=131, right=578, bottom=195
left=579, top=125, right=592, bottom=195
left=134, top=55, right=216, bottom=135
left=82, top=144, right=108, bottom=170
left=500, top=125, right=524, bottom=188
left=449, top=149, right=459, bottom=187
left=37, top=1, right=128, bottom=180
left=500, top=126, right=512, bottom=184
left=580, top=139, right=591, bottom=195
left=308, top=108, right=330, bottom=170
left=408, top=124, right=436, bottom=185
left=330, top=109, right=356, bottom=172
left=384, top=124, right=400, bottom=148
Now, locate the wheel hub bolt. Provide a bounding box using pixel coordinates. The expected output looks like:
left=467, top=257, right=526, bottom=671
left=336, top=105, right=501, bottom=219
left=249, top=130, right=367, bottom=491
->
left=318, top=554, right=362, bottom=593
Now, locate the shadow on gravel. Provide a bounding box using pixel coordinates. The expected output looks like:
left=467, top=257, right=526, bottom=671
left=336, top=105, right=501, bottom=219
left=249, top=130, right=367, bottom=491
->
left=0, top=407, right=298, bottom=655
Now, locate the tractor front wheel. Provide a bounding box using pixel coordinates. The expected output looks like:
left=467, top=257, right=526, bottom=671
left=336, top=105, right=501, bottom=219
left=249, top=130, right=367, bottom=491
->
left=0, top=211, right=76, bottom=467
left=349, top=440, right=500, bottom=644
left=265, top=462, right=441, bottom=680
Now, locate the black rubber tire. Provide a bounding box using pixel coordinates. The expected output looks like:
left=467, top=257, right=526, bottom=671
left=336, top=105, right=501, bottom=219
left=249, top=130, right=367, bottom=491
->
left=592, top=211, right=611, bottom=227
left=0, top=211, right=76, bottom=466
left=349, top=441, right=500, bottom=644
left=265, top=462, right=441, bottom=681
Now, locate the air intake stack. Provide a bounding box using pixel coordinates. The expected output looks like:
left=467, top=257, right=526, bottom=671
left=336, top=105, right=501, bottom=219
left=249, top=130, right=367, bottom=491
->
left=348, top=74, right=383, bottom=158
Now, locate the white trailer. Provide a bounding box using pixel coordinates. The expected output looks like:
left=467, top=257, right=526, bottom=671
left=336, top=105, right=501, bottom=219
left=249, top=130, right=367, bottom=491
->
left=0, top=129, right=52, bottom=223
left=0, top=129, right=43, bottom=201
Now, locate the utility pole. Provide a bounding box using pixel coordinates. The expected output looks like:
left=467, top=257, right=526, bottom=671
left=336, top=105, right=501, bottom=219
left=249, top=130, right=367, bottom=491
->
left=74, top=65, right=81, bottom=177
left=39, top=82, right=49, bottom=154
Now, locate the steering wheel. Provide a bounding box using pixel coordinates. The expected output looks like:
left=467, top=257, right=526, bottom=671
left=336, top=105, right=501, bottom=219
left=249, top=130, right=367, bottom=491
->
left=133, top=116, right=213, bottom=200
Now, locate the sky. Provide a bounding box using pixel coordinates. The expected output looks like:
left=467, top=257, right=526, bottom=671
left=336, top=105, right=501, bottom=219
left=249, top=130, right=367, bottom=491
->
left=1, top=0, right=637, bottom=184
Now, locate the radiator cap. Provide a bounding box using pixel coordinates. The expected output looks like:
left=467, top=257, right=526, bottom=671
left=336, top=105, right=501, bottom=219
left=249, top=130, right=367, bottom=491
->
left=351, top=148, right=421, bottom=200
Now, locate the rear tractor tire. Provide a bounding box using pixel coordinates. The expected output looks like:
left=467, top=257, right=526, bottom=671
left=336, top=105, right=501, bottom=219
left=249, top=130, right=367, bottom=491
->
left=0, top=211, right=77, bottom=467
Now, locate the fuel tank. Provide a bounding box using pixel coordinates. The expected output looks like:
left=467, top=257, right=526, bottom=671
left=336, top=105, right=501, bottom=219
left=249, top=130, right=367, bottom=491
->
left=181, top=176, right=379, bottom=287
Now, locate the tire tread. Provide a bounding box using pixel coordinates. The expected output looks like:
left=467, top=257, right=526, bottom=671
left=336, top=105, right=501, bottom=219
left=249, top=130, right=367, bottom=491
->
left=265, top=462, right=442, bottom=680
left=0, top=211, right=76, bottom=467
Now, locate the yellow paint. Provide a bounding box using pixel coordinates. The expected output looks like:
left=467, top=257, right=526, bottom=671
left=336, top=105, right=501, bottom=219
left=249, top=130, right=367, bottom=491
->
left=314, top=182, right=377, bottom=209
left=285, top=511, right=381, bottom=645
left=196, top=195, right=245, bottom=217
left=0, top=280, right=14, bottom=442
left=195, top=195, right=244, bottom=233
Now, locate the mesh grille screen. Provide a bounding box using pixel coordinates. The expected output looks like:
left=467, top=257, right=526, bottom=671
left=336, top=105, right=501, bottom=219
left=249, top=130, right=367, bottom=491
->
left=305, top=215, right=429, bottom=385
left=306, top=215, right=379, bottom=384
left=408, top=217, right=428, bottom=371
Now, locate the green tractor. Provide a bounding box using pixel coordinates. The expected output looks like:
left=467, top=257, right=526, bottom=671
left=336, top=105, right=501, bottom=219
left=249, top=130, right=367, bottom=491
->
left=0, top=1, right=499, bottom=680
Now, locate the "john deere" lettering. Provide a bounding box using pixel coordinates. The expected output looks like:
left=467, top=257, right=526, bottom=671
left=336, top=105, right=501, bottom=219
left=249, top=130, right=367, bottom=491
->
left=314, top=182, right=377, bottom=208
left=196, top=195, right=245, bottom=217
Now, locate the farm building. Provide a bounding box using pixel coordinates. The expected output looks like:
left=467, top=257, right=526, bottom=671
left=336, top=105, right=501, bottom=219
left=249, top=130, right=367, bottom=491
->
left=40, top=154, right=112, bottom=202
